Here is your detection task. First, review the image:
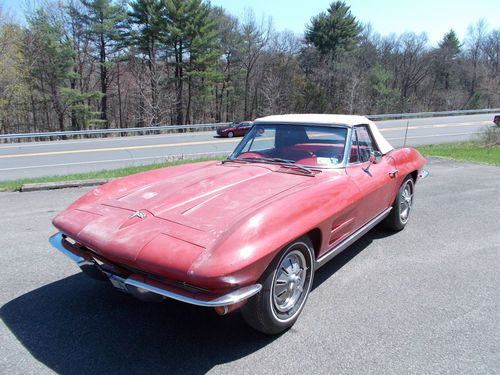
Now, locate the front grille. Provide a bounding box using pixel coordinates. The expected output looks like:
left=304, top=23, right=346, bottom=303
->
left=68, top=236, right=209, bottom=294
left=172, top=281, right=209, bottom=293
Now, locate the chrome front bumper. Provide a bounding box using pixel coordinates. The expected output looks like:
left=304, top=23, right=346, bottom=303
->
left=49, top=232, right=262, bottom=307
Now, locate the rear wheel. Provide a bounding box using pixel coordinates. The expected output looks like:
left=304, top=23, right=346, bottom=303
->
left=385, top=175, right=414, bottom=231
left=242, top=236, right=315, bottom=335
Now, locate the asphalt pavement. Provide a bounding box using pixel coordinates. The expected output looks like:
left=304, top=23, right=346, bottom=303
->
left=0, top=158, right=498, bottom=374
left=0, top=113, right=495, bottom=181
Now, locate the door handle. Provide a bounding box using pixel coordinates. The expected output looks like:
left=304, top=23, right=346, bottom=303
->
left=388, top=169, right=399, bottom=178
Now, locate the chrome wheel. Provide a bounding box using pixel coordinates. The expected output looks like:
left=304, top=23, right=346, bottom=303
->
left=241, top=236, right=315, bottom=334
left=272, top=250, right=307, bottom=313
left=399, top=180, right=413, bottom=224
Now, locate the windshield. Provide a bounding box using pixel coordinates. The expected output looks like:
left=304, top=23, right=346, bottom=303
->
left=229, top=124, right=348, bottom=168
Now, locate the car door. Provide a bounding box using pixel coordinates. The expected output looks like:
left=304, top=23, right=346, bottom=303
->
left=233, top=124, right=242, bottom=136
left=346, top=125, right=398, bottom=228
left=236, top=123, right=250, bottom=136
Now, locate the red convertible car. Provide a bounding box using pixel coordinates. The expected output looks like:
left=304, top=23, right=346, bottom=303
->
left=50, top=114, right=427, bottom=334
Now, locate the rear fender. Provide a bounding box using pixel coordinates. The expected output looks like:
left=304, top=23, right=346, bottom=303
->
left=389, top=148, right=426, bottom=186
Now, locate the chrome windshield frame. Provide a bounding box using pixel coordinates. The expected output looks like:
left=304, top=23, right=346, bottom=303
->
left=227, top=122, right=353, bottom=170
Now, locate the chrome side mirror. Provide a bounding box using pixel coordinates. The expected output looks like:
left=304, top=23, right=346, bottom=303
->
left=363, top=150, right=383, bottom=175
left=369, top=150, right=383, bottom=164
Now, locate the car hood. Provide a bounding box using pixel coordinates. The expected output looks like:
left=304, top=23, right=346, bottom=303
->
left=53, top=162, right=340, bottom=281
left=100, top=163, right=313, bottom=231
left=53, top=162, right=318, bottom=272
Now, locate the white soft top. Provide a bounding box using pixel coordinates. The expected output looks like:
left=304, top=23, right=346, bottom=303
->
left=254, top=114, right=394, bottom=155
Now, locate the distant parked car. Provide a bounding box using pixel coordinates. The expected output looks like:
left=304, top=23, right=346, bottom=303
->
left=494, top=115, right=500, bottom=126
left=217, top=121, right=253, bottom=137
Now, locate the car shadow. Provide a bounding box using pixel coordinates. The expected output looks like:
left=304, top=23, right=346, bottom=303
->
left=312, top=225, right=394, bottom=288
left=1, top=275, right=276, bottom=374
left=1, top=226, right=392, bottom=374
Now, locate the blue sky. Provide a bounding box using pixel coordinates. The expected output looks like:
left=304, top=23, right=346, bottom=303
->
left=2, top=0, right=499, bottom=44
left=211, top=0, right=499, bottom=44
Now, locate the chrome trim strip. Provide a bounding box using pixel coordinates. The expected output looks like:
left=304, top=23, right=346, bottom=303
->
left=49, top=232, right=86, bottom=265
left=315, top=207, right=392, bottom=269
left=125, top=278, right=262, bottom=307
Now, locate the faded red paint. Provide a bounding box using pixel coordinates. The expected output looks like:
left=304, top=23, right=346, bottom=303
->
left=53, top=147, right=426, bottom=296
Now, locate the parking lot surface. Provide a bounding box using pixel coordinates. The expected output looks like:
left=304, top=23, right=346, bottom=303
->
left=0, top=158, right=499, bottom=374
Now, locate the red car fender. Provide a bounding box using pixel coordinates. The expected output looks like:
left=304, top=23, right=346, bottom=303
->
left=390, top=148, right=427, bottom=186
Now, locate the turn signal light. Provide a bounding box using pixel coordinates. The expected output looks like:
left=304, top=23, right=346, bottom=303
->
left=214, top=306, right=229, bottom=315
left=214, top=300, right=248, bottom=315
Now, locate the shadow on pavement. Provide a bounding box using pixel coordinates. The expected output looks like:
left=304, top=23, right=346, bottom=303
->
left=313, top=225, right=393, bottom=288
left=1, top=226, right=391, bottom=374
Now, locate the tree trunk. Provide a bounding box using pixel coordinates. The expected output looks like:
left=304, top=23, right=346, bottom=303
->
left=58, top=112, right=65, bottom=133
left=99, top=31, right=108, bottom=128
left=117, top=61, right=123, bottom=128
left=185, top=57, right=192, bottom=125
left=175, top=41, right=184, bottom=125
left=70, top=74, right=78, bottom=130
left=148, top=59, right=159, bottom=125
left=30, top=91, right=38, bottom=133
left=244, top=69, right=251, bottom=119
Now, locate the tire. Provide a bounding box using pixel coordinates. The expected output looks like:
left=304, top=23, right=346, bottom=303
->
left=227, top=131, right=234, bottom=138
left=242, top=236, right=315, bottom=335
left=385, top=175, right=415, bottom=231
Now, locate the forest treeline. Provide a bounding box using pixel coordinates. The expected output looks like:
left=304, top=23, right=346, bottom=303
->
left=0, top=0, right=499, bottom=134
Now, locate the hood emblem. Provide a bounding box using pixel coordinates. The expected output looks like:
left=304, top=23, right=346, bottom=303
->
left=129, top=211, right=146, bottom=220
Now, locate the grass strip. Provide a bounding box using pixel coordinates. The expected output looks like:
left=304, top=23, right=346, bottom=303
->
left=417, top=142, right=500, bottom=166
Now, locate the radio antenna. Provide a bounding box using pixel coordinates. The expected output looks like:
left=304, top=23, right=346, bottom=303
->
left=403, top=119, right=410, bottom=147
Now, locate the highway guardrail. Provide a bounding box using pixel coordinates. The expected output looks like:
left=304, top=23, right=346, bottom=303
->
left=1, top=108, right=499, bottom=141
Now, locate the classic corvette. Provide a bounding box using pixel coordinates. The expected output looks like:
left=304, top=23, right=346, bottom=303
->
left=50, top=114, right=427, bottom=334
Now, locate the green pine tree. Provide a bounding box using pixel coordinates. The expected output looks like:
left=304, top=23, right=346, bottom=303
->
left=162, top=0, right=221, bottom=124
left=305, top=1, right=362, bottom=57
left=128, top=0, right=164, bottom=124
left=436, top=29, right=462, bottom=90
left=25, top=10, right=97, bottom=132
left=80, top=0, right=128, bottom=127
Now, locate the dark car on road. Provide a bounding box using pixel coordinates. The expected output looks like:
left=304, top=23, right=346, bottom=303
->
left=216, top=121, right=253, bottom=138
left=494, top=115, right=500, bottom=126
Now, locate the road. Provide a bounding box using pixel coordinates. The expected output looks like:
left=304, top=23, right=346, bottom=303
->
left=0, top=113, right=495, bottom=181
left=0, top=158, right=498, bottom=374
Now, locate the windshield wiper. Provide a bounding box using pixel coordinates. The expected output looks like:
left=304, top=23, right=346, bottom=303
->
left=231, top=156, right=314, bottom=175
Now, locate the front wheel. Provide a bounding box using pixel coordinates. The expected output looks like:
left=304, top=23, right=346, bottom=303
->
left=242, top=236, right=315, bottom=335
left=227, top=131, right=234, bottom=138
left=385, top=175, right=414, bottom=231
